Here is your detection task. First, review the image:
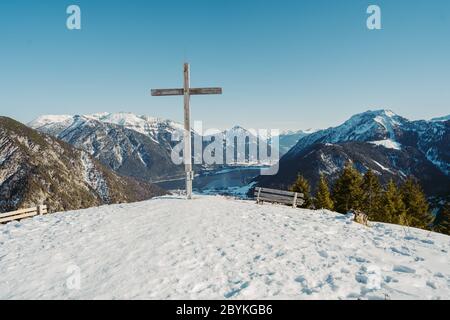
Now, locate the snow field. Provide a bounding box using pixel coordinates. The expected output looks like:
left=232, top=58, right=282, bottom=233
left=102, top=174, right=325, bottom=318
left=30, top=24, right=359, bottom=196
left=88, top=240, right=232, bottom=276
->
left=0, top=196, right=449, bottom=300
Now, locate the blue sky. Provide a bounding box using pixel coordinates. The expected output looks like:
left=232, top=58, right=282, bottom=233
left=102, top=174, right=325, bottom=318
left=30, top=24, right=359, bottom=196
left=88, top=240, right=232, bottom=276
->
left=0, top=0, right=449, bottom=130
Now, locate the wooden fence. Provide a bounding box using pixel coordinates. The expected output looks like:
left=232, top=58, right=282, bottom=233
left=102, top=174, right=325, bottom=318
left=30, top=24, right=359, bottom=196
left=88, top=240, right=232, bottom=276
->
left=0, top=205, right=48, bottom=224
left=255, top=187, right=305, bottom=208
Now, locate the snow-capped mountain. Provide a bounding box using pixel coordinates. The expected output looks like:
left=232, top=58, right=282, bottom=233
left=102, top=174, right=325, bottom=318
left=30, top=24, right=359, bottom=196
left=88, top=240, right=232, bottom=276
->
left=202, top=126, right=313, bottom=165
left=431, top=115, right=450, bottom=122
left=30, top=114, right=186, bottom=182
left=86, top=112, right=186, bottom=145
left=286, top=110, right=409, bottom=157
left=30, top=113, right=313, bottom=181
left=257, top=110, right=449, bottom=197
left=201, top=125, right=260, bottom=165
left=0, top=117, right=165, bottom=213
left=278, top=129, right=315, bottom=155
left=29, top=112, right=186, bottom=154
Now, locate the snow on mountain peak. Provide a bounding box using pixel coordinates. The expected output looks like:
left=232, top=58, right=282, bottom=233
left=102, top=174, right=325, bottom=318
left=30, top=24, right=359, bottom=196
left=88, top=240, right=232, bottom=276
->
left=87, top=112, right=160, bottom=128
left=285, top=109, right=409, bottom=157
left=280, top=128, right=318, bottom=136
left=28, top=115, right=73, bottom=128
left=29, top=112, right=186, bottom=144
left=227, top=125, right=251, bottom=134
left=384, top=110, right=397, bottom=118
left=330, top=109, right=405, bottom=141
left=431, top=115, right=450, bottom=122
left=348, top=109, right=403, bottom=123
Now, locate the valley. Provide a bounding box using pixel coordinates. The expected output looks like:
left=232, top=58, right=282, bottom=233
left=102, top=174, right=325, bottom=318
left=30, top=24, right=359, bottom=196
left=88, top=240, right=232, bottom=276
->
left=155, top=166, right=261, bottom=197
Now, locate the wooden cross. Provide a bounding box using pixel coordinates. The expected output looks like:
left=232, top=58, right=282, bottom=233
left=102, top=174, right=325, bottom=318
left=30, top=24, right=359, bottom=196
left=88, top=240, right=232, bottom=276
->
left=151, top=63, right=222, bottom=199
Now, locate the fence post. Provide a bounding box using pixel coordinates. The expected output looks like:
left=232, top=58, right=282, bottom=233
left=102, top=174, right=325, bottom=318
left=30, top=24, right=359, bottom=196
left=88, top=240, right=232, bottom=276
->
left=256, top=188, right=262, bottom=204
left=293, top=192, right=298, bottom=208
left=37, top=205, right=45, bottom=215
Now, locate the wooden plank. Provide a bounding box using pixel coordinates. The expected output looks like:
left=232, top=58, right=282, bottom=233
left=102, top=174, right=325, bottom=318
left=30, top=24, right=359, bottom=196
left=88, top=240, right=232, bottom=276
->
left=259, top=192, right=303, bottom=203
left=0, top=207, right=37, bottom=219
left=258, top=195, right=305, bottom=206
left=0, top=212, right=37, bottom=224
left=254, top=189, right=293, bottom=197
left=258, top=187, right=302, bottom=197
left=190, top=88, right=222, bottom=95
left=255, top=190, right=295, bottom=198
left=151, top=88, right=184, bottom=96
left=254, top=188, right=304, bottom=199
left=151, top=88, right=222, bottom=96
left=257, top=194, right=296, bottom=203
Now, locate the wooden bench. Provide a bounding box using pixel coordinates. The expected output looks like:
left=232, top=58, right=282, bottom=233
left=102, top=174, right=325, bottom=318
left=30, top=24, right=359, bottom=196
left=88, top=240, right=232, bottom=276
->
left=254, top=187, right=305, bottom=208
left=0, top=205, right=48, bottom=224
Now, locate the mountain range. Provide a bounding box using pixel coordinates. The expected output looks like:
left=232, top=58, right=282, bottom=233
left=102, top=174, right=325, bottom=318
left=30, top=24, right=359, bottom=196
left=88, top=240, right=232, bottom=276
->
left=29, top=113, right=304, bottom=182
left=256, top=110, right=449, bottom=198
left=29, top=113, right=186, bottom=182
left=0, top=117, right=166, bottom=213
left=21, top=109, right=450, bottom=203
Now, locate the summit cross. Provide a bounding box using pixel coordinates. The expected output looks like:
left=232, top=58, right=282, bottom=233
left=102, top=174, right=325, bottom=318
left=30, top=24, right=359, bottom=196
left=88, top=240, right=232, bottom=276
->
left=151, top=63, right=223, bottom=199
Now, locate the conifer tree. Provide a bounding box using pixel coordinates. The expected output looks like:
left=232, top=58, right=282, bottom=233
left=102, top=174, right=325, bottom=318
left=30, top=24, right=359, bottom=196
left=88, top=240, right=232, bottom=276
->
left=315, top=174, right=334, bottom=210
left=400, top=177, right=431, bottom=229
left=361, top=169, right=383, bottom=219
left=290, top=174, right=311, bottom=208
left=433, top=202, right=450, bottom=236
left=332, top=162, right=363, bottom=213
left=381, top=179, right=407, bottom=224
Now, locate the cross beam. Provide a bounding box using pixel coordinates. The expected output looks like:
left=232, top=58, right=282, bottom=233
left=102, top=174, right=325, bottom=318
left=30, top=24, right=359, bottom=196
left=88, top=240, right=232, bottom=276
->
left=151, top=63, right=223, bottom=199
left=151, top=88, right=222, bottom=96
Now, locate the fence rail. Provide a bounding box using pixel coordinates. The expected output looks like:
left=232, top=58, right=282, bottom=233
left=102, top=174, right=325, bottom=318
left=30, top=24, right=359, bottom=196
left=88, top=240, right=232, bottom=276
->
left=0, top=205, right=48, bottom=224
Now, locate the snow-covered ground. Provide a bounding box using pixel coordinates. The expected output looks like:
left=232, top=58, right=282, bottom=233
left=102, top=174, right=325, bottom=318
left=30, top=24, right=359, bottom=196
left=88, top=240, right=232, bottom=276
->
left=0, top=196, right=449, bottom=300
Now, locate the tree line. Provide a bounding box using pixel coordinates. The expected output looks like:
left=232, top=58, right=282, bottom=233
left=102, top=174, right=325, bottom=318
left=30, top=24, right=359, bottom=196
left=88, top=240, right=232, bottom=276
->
left=290, top=162, right=449, bottom=235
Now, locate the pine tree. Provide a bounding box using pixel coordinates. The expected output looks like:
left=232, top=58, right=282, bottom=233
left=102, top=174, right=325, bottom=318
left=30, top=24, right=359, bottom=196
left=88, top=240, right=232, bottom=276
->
left=290, top=174, right=311, bottom=208
left=361, top=170, right=383, bottom=220
left=400, top=177, right=432, bottom=229
left=332, top=162, right=364, bottom=213
left=315, top=174, right=334, bottom=210
left=381, top=179, right=407, bottom=224
left=433, top=202, right=450, bottom=236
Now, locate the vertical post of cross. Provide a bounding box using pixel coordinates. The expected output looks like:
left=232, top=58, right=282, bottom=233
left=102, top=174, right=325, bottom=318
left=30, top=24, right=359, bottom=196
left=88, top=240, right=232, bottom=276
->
left=183, top=63, right=193, bottom=199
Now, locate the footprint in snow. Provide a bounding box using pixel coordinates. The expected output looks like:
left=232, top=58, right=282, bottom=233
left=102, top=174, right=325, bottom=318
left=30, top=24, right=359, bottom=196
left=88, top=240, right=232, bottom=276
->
left=340, top=267, right=350, bottom=274
left=426, top=281, right=437, bottom=290
left=384, top=275, right=398, bottom=284
left=349, top=256, right=369, bottom=263
left=224, top=281, right=250, bottom=299
left=393, top=265, right=416, bottom=274
left=390, top=247, right=411, bottom=256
